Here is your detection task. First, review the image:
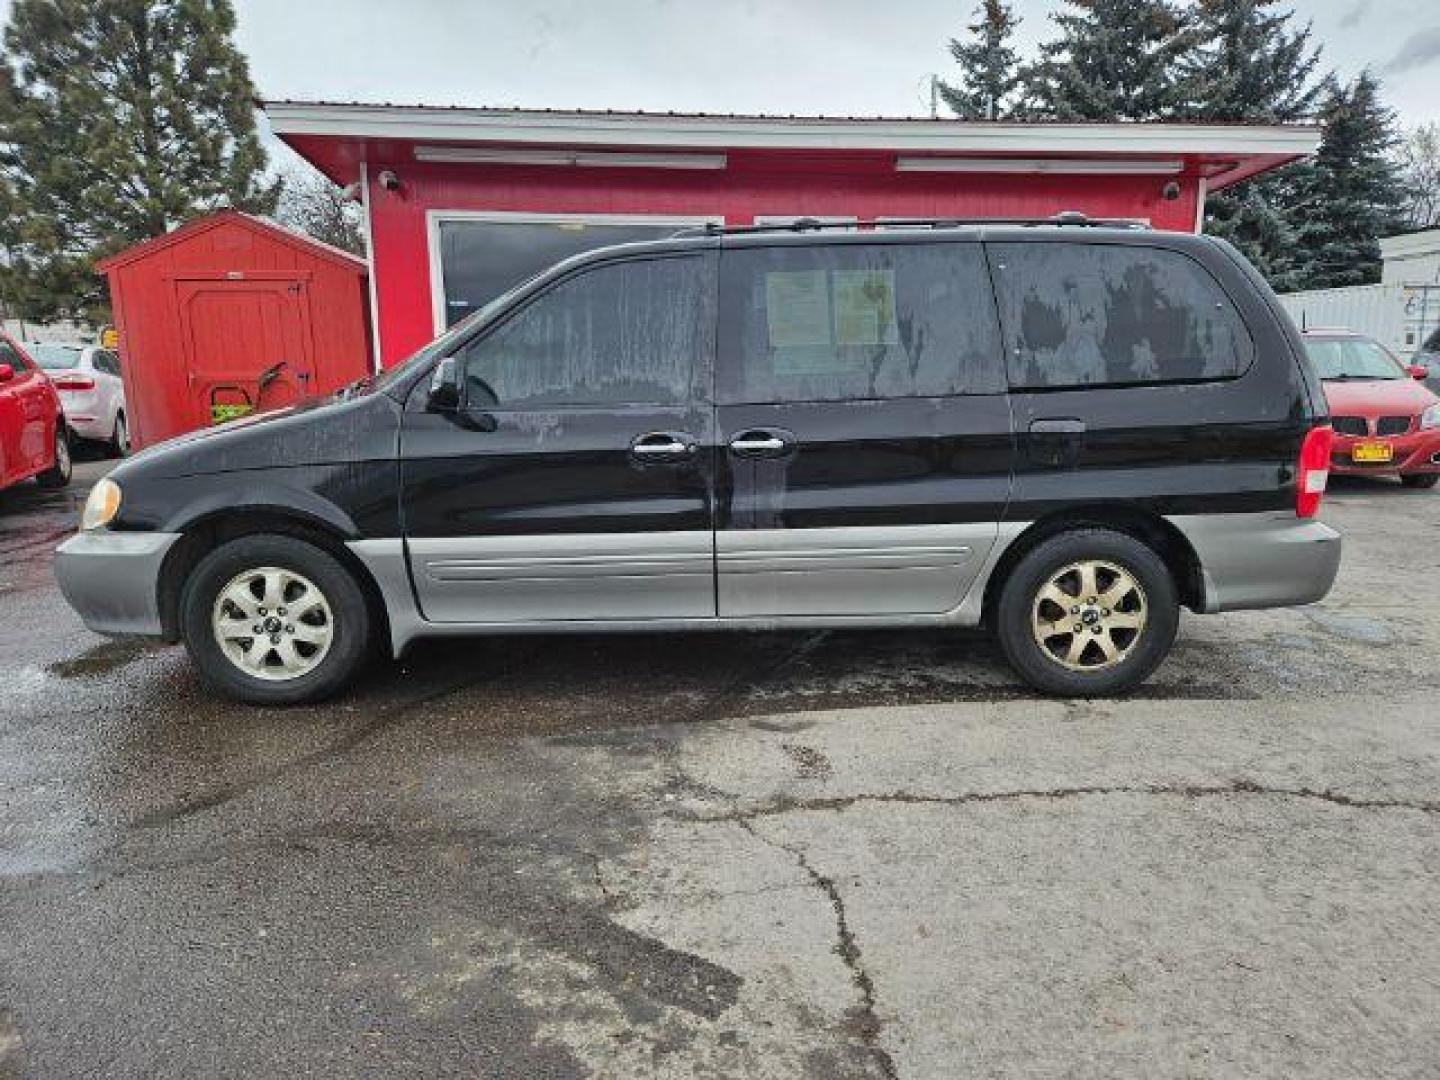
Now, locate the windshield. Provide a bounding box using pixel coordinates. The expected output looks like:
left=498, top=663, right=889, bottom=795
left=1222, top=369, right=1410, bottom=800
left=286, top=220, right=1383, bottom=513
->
left=349, top=278, right=538, bottom=398
left=1305, top=337, right=1404, bottom=381
left=26, top=344, right=82, bottom=370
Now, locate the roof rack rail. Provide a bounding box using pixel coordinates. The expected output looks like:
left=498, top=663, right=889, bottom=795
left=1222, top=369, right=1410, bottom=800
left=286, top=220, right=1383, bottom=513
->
left=670, top=210, right=1151, bottom=239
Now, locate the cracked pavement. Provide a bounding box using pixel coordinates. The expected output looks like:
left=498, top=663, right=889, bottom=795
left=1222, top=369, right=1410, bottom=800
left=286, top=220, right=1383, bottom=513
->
left=2, top=463, right=1439, bottom=1078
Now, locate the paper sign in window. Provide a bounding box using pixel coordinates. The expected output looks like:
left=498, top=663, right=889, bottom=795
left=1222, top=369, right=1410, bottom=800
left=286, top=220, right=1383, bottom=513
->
left=765, top=271, right=832, bottom=348
left=832, top=270, right=899, bottom=346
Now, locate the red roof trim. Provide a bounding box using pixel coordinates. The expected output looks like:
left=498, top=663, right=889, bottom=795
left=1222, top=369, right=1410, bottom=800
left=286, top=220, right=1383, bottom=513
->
left=97, top=210, right=366, bottom=275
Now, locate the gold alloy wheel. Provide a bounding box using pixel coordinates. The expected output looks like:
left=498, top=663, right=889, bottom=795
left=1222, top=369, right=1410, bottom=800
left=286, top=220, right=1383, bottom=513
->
left=1030, top=559, right=1148, bottom=672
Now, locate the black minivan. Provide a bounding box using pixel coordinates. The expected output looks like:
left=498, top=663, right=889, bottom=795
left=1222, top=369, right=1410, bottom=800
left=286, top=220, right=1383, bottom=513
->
left=57, top=217, right=1341, bottom=704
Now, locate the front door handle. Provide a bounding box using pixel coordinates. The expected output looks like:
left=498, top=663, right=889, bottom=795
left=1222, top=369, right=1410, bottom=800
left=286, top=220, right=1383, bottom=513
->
left=728, top=428, right=795, bottom=458
left=630, top=430, right=697, bottom=461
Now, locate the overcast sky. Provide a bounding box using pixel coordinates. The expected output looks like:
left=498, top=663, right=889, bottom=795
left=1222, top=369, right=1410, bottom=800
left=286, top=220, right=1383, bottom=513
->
left=2, top=0, right=1438, bottom=157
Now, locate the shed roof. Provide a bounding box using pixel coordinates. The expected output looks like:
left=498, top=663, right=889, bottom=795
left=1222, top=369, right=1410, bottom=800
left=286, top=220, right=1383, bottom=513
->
left=97, top=210, right=366, bottom=275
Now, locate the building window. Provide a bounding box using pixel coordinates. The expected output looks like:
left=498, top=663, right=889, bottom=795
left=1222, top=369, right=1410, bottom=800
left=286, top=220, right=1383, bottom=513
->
left=432, top=215, right=713, bottom=330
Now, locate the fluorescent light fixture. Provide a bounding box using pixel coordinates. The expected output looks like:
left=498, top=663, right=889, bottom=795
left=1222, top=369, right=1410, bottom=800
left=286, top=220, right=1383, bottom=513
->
left=895, top=157, right=1185, bottom=175
left=414, top=146, right=727, bottom=169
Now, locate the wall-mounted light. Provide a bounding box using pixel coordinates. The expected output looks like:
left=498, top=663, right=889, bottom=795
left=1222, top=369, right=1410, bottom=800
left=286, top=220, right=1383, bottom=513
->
left=1161, top=180, right=1183, bottom=201
left=377, top=169, right=401, bottom=192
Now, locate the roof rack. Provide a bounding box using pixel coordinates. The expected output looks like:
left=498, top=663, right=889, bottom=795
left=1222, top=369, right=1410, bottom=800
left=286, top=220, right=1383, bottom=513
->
left=671, top=210, right=1151, bottom=239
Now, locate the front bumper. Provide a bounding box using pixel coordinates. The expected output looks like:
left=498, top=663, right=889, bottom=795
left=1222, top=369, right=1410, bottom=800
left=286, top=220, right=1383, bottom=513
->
left=1167, top=512, right=1342, bottom=613
left=1331, top=430, right=1440, bottom=475
left=54, top=531, right=180, bottom=636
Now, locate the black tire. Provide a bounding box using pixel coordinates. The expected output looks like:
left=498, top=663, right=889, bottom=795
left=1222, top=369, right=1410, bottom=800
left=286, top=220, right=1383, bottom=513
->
left=35, top=425, right=72, bottom=489
left=180, top=534, right=372, bottom=705
left=111, top=411, right=131, bottom=457
left=1400, top=473, right=1439, bottom=489
left=994, top=528, right=1179, bottom=697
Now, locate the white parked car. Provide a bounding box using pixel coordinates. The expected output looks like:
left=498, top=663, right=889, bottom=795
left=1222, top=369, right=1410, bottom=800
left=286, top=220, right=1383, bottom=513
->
left=26, top=343, right=129, bottom=456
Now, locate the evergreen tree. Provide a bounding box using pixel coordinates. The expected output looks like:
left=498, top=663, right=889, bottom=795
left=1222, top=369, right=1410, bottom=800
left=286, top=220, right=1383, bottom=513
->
left=1174, top=1, right=1326, bottom=288
left=1289, top=73, right=1407, bottom=290
left=0, top=0, right=277, bottom=323
left=1177, top=0, right=1323, bottom=123
left=1027, top=0, right=1191, bottom=121
left=937, top=0, right=1023, bottom=120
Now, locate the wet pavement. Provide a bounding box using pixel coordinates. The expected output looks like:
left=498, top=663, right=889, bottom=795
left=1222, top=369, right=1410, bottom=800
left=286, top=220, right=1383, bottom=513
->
left=2, top=464, right=1439, bottom=1078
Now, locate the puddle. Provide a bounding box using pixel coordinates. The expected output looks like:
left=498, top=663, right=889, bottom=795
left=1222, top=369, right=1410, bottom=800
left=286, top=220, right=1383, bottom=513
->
left=46, top=638, right=161, bottom=679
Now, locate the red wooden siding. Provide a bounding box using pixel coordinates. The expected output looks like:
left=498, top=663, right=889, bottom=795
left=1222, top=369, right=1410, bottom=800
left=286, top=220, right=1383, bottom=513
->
left=101, top=213, right=370, bottom=448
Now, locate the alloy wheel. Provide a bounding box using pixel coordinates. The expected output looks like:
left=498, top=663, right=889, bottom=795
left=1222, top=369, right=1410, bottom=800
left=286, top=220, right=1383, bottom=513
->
left=211, top=566, right=335, bottom=681
left=1031, top=559, right=1148, bottom=672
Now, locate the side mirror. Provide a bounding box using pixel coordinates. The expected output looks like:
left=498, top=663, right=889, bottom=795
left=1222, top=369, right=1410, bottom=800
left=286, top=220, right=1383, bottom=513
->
left=0, top=363, right=13, bottom=383
left=1408, top=365, right=1429, bottom=381
left=427, top=357, right=461, bottom=412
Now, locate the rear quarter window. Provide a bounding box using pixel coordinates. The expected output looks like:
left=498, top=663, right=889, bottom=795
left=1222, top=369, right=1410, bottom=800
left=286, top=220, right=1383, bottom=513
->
left=990, top=242, right=1254, bottom=390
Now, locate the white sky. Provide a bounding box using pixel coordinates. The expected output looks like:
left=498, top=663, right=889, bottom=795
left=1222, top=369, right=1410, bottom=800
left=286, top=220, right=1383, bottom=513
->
left=2, top=0, right=1437, bottom=168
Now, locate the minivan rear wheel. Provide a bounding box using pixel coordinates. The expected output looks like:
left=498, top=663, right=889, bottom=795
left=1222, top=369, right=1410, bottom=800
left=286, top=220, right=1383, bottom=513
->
left=180, top=534, right=372, bottom=705
left=995, top=528, right=1179, bottom=697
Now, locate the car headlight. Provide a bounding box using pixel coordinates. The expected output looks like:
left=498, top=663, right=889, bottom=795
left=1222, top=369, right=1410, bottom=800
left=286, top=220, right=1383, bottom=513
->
left=1423, top=404, right=1440, bottom=431
left=81, top=478, right=122, bottom=531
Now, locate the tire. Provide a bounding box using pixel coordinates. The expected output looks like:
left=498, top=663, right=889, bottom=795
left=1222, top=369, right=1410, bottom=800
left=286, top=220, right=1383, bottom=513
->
left=35, top=425, right=72, bottom=489
left=111, top=411, right=130, bottom=457
left=994, top=528, right=1180, bottom=698
left=180, top=534, right=373, bottom=705
left=1400, top=473, right=1439, bottom=489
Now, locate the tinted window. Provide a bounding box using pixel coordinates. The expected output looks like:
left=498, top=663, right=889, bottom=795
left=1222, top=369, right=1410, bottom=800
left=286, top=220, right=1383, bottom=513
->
left=991, top=242, right=1253, bottom=389
left=459, top=256, right=703, bottom=409
left=96, top=351, right=121, bottom=376
left=718, top=242, right=1001, bottom=403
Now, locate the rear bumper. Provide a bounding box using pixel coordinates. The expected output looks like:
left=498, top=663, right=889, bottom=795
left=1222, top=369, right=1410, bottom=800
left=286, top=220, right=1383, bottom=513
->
left=1167, top=512, right=1342, bottom=614
left=54, top=531, right=180, bottom=636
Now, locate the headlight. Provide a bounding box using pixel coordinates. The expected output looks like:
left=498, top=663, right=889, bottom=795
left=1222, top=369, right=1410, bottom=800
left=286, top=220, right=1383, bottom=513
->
left=81, top=478, right=122, bottom=531
left=1423, top=404, right=1440, bottom=431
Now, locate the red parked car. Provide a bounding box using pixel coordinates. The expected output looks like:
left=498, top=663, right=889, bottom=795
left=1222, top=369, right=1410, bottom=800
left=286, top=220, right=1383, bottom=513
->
left=1303, top=329, right=1440, bottom=489
left=0, top=331, right=71, bottom=493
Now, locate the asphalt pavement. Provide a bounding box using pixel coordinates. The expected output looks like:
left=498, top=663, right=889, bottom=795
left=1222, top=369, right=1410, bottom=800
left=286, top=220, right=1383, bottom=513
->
left=2, top=460, right=1438, bottom=1078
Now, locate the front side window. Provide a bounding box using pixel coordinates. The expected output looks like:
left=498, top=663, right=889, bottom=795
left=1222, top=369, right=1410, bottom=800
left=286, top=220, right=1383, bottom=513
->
left=717, top=242, right=1002, bottom=404
left=991, top=242, right=1254, bottom=389
left=459, top=256, right=705, bottom=410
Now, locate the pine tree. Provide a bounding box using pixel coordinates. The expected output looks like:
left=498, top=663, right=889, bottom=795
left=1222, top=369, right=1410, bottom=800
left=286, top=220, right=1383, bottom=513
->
left=1027, top=0, right=1191, bottom=121
left=1177, top=0, right=1323, bottom=123
left=1173, top=0, right=1326, bottom=288
left=1289, top=73, right=1407, bottom=290
left=0, top=0, right=277, bottom=323
left=937, top=1, right=1023, bottom=120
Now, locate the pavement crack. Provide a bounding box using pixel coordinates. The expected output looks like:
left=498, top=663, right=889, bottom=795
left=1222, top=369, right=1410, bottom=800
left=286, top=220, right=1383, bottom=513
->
left=734, top=817, right=898, bottom=1080
left=691, top=779, right=1440, bottom=823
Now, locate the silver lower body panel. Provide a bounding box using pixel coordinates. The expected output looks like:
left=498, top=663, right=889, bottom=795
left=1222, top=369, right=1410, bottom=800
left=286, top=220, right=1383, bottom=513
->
left=54, top=531, right=180, bottom=636
left=1167, top=511, right=1342, bottom=613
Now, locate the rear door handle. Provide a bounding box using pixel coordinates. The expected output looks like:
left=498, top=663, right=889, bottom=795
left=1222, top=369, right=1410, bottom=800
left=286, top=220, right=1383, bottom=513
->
left=630, top=430, right=697, bottom=461
left=728, top=428, right=795, bottom=458
left=1029, top=418, right=1086, bottom=435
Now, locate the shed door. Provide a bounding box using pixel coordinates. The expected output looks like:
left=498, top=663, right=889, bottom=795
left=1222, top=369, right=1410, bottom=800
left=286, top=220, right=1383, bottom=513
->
left=177, top=279, right=314, bottom=428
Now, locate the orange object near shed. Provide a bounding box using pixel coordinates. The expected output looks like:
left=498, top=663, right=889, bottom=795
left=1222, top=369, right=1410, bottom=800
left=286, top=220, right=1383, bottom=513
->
left=98, top=211, right=371, bottom=449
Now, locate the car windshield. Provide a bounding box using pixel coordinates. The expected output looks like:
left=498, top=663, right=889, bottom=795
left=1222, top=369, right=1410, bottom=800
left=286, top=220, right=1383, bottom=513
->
left=1305, top=337, right=1404, bottom=381
left=342, top=278, right=535, bottom=398
left=26, top=344, right=82, bottom=370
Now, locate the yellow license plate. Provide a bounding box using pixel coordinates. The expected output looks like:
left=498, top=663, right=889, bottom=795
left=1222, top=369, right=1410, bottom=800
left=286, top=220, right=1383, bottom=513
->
left=1352, top=441, right=1393, bottom=463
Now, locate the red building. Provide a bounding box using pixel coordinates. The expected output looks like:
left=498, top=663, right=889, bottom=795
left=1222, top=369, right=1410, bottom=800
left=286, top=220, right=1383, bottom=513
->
left=99, top=211, right=370, bottom=448
left=265, top=101, right=1318, bottom=371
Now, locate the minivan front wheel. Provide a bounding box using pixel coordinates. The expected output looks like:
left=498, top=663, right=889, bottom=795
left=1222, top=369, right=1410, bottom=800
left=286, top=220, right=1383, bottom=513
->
left=995, top=528, right=1179, bottom=697
left=180, top=534, right=372, bottom=705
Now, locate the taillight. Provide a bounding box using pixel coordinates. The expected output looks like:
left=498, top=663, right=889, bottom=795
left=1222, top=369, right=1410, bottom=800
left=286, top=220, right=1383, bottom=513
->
left=52, top=376, right=95, bottom=391
left=1296, top=424, right=1334, bottom=519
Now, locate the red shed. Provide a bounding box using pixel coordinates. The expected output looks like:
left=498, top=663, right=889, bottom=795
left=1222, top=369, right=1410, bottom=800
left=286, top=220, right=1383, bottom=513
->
left=265, top=101, right=1320, bottom=370
left=98, top=211, right=370, bottom=449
